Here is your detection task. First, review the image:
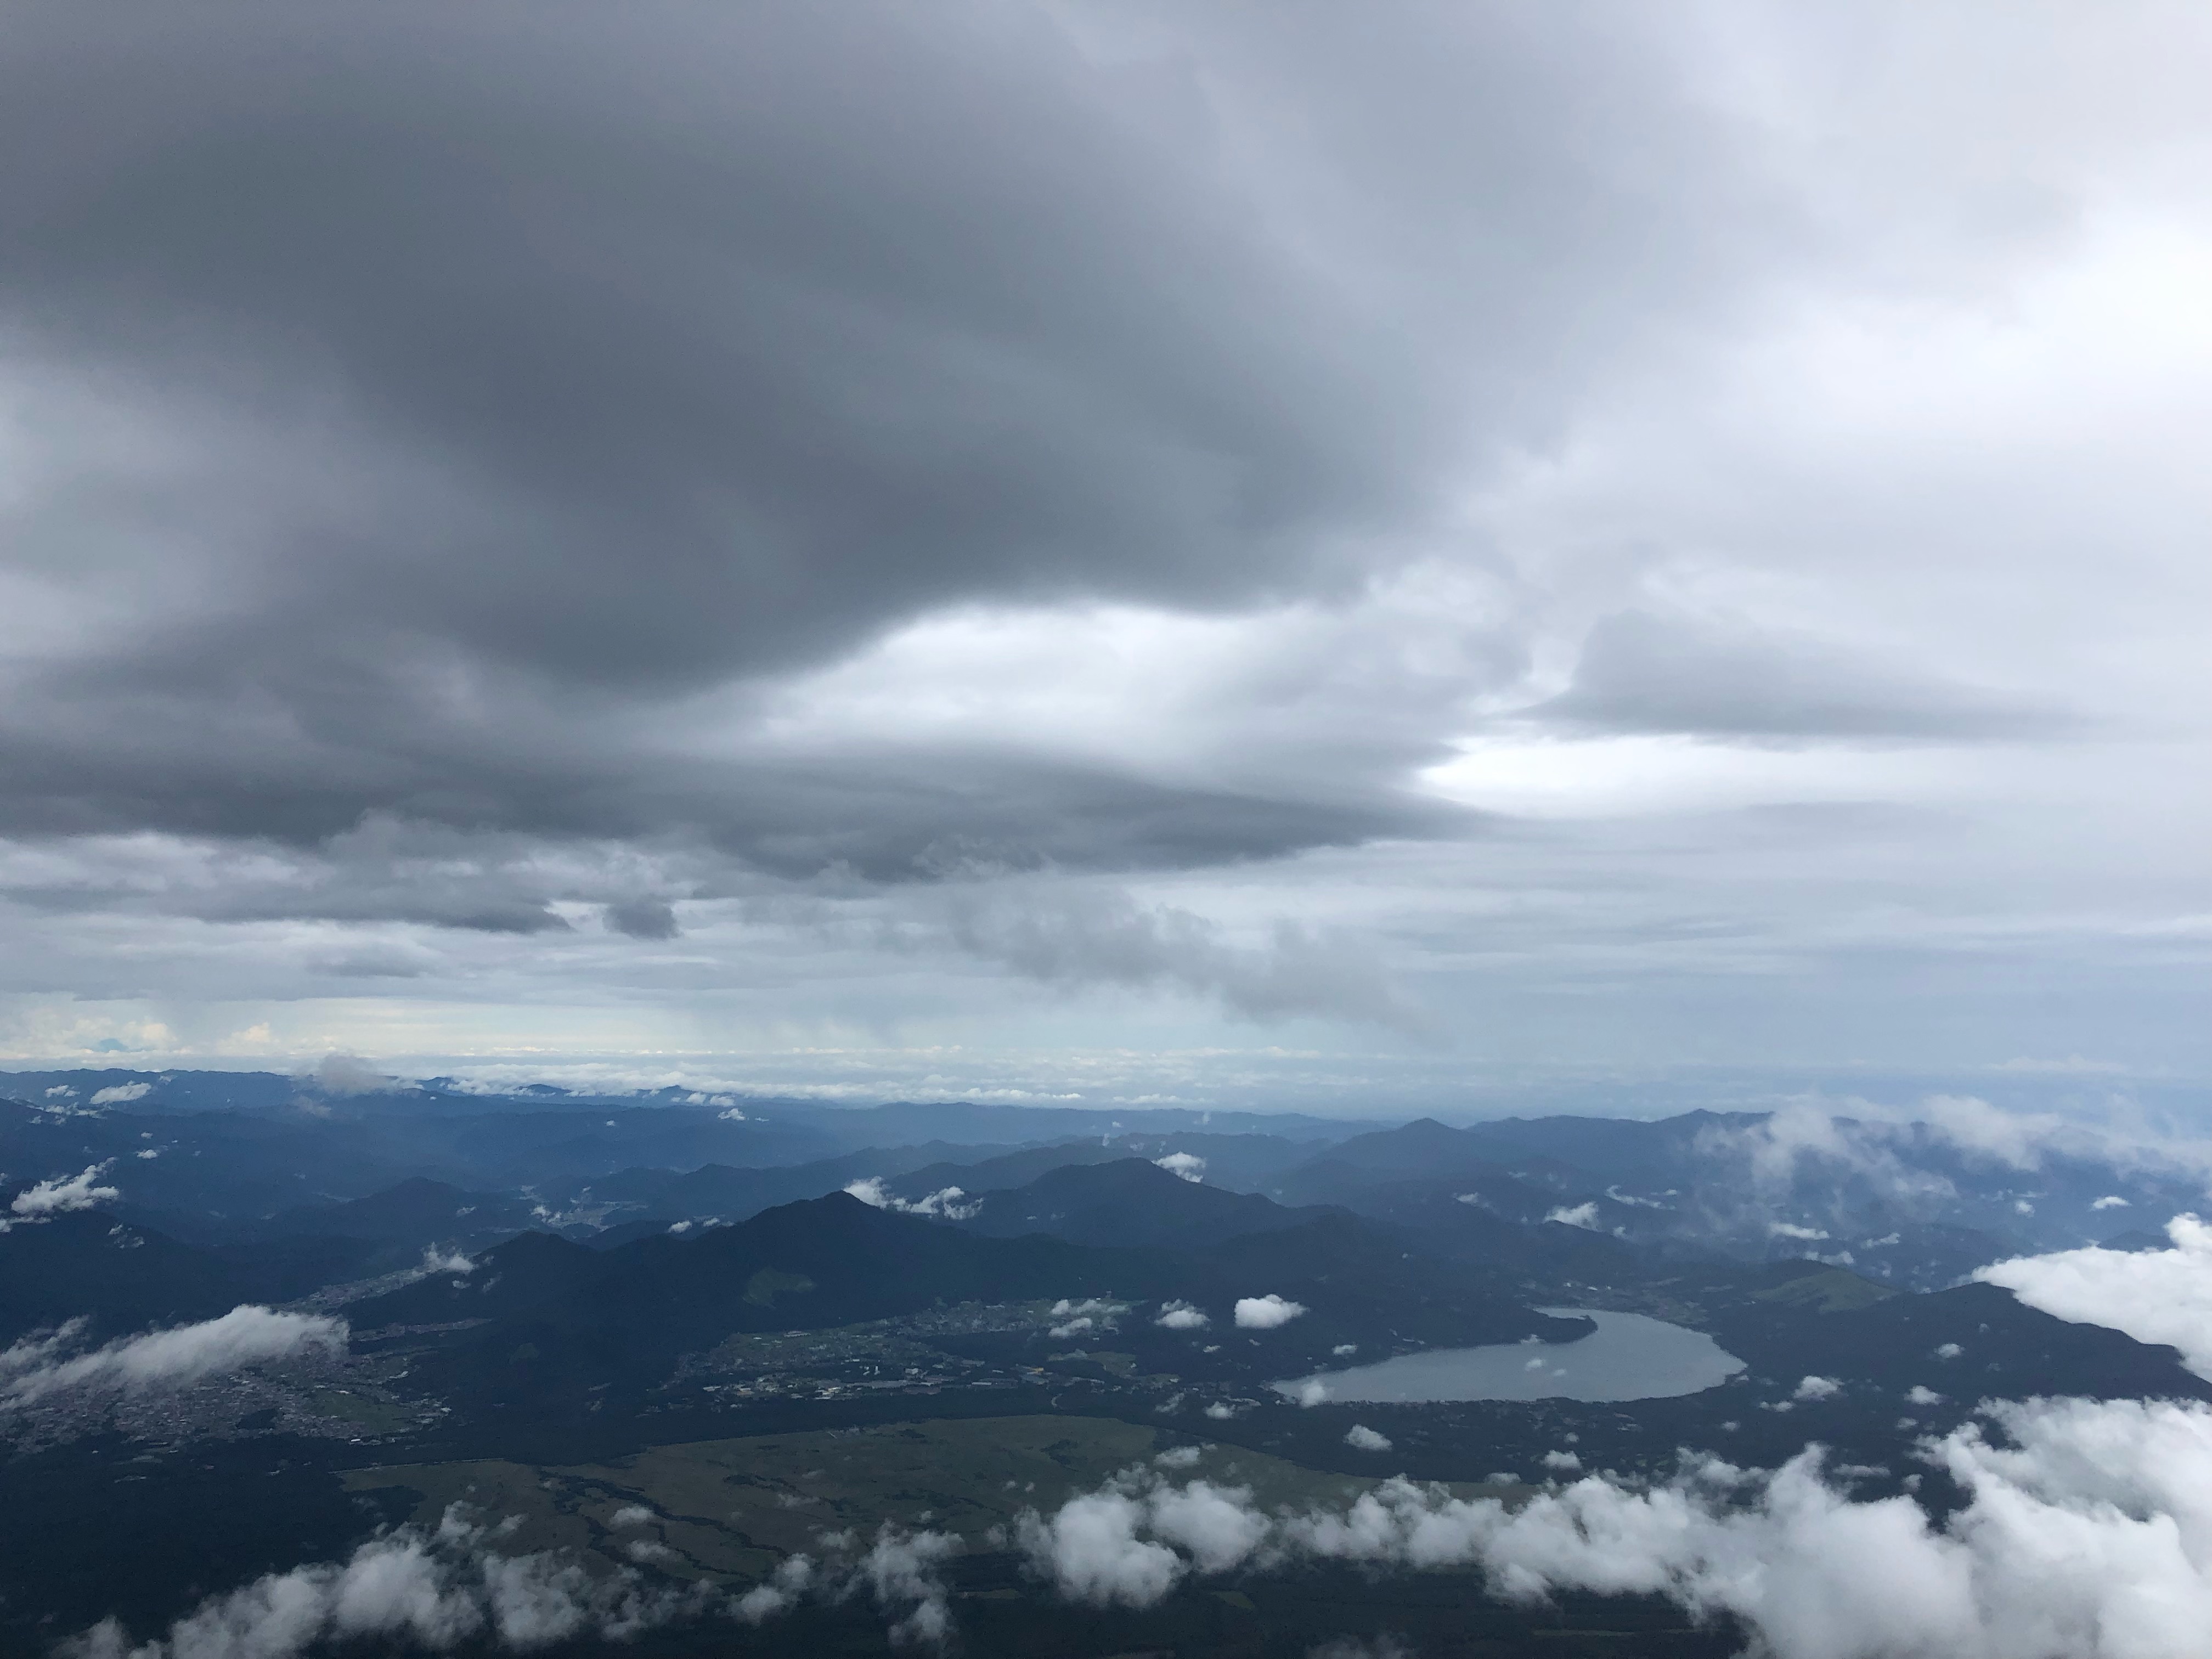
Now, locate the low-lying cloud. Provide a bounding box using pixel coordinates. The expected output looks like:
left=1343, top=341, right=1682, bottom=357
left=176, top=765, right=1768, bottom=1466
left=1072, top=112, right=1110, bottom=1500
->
left=0, top=1305, right=347, bottom=1406
left=1016, top=1395, right=2212, bottom=1657
left=1978, top=1215, right=2212, bottom=1382
left=70, top=1510, right=961, bottom=1658
left=5, top=1161, right=119, bottom=1224
left=64, top=1508, right=706, bottom=1659
left=842, top=1177, right=980, bottom=1222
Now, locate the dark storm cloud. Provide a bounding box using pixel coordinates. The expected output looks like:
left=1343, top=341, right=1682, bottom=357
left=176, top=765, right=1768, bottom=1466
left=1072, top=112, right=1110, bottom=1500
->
left=0, top=0, right=1760, bottom=882
left=0, top=725, right=1465, bottom=884
left=1532, top=610, right=2069, bottom=743
left=604, top=899, right=681, bottom=942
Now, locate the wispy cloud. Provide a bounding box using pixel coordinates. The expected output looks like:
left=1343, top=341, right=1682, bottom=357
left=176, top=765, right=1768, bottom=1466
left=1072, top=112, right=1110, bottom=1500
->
left=3, top=1161, right=118, bottom=1228
left=842, top=1177, right=980, bottom=1222
left=1, top=1306, right=346, bottom=1406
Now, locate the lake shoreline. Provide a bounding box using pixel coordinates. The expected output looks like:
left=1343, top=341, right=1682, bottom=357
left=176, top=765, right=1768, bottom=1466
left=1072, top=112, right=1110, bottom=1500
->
left=1271, top=1308, right=1747, bottom=1406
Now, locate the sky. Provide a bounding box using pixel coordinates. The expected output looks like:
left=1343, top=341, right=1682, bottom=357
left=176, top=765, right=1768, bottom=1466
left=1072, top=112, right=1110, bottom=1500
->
left=0, top=1, right=2205, bottom=1111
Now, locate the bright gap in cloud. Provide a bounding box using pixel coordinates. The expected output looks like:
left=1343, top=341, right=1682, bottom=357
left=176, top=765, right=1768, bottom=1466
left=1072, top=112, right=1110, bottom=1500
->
left=1419, top=735, right=1991, bottom=820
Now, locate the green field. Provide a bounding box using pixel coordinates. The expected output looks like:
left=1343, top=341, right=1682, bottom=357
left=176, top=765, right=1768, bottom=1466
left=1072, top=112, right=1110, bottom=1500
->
left=346, top=1415, right=1521, bottom=1587
left=1748, top=1268, right=1896, bottom=1314
left=302, top=1387, right=417, bottom=1434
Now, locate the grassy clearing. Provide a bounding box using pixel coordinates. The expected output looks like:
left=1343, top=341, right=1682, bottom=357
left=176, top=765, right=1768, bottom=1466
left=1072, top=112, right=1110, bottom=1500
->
left=1750, top=1269, right=1896, bottom=1314
left=302, top=1388, right=416, bottom=1432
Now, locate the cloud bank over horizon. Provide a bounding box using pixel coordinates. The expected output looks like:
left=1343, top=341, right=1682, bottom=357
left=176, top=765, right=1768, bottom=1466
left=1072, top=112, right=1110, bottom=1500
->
left=0, top=0, right=2203, bottom=1090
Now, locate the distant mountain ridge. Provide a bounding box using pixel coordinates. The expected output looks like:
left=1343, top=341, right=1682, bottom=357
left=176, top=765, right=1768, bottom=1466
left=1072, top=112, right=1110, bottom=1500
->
left=950, top=1156, right=1335, bottom=1249
left=9, top=1079, right=2205, bottom=1303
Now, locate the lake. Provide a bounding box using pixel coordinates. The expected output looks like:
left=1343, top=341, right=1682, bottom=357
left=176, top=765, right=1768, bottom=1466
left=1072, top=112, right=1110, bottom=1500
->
left=1271, top=1308, right=1746, bottom=1404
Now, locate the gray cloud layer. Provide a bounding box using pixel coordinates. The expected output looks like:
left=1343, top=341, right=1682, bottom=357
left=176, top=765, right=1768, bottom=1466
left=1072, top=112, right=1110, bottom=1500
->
left=0, top=1, right=2203, bottom=1063
left=0, top=1, right=1743, bottom=865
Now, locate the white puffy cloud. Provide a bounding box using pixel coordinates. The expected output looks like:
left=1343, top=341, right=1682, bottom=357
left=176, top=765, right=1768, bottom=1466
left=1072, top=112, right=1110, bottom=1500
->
left=1018, top=1489, right=1186, bottom=1608
left=1051, top=1300, right=1127, bottom=1318
left=0, top=1305, right=346, bottom=1405
left=1150, top=1481, right=1273, bottom=1576
left=7, top=1161, right=119, bottom=1222
left=1978, top=1215, right=2212, bottom=1381
left=1019, top=1476, right=1272, bottom=1606
left=1156, top=1301, right=1211, bottom=1331
left=421, top=1245, right=476, bottom=1274
left=1793, top=1376, right=1842, bottom=1402
left=1153, top=1153, right=1206, bottom=1183
left=1015, top=1395, right=2212, bottom=1658
left=1047, top=1299, right=1130, bottom=1341
left=1345, top=1425, right=1393, bottom=1453
left=1545, top=1203, right=1600, bottom=1230
left=87, top=1082, right=150, bottom=1106
left=1234, top=1295, right=1307, bottom=1330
